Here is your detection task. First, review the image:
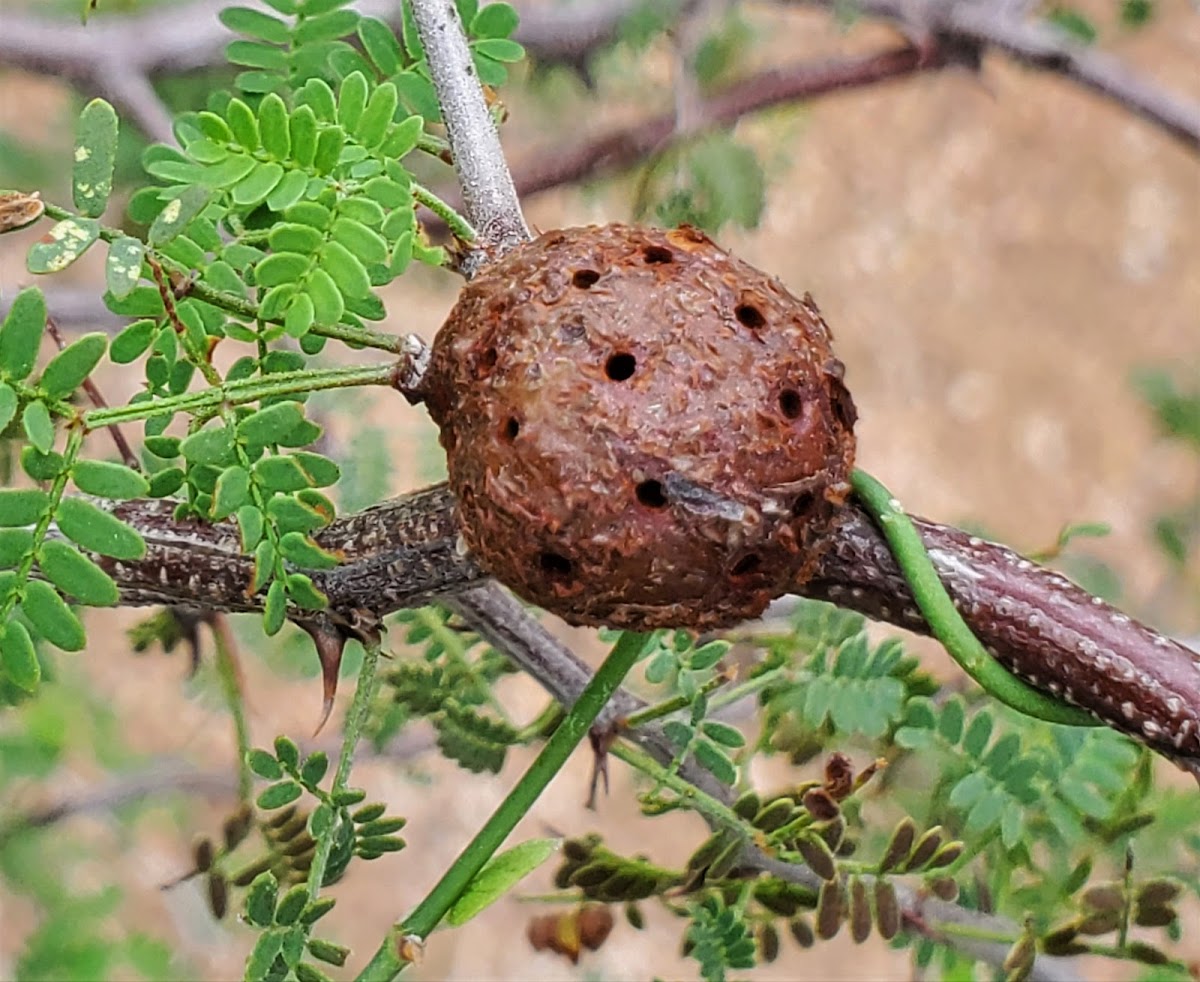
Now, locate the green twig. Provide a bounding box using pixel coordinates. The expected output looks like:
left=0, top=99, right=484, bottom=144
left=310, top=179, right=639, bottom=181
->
left=83, top=363, right=396, bottom=429
left=411, top=182, right=477, bottom=243
left=850, top=468, right=1096, bottom=727
left=354, top=630, right=652, bottom=982
left=34, top=198, right=408, bottom=355
left=306, top=639, right=383, bottom=901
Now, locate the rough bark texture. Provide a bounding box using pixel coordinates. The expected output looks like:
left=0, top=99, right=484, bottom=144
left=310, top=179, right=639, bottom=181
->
left=425, top=223, right=857, bottom=629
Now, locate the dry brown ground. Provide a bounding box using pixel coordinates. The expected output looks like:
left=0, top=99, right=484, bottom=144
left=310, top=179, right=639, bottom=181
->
left=0, top=2, right=1198, bottom=979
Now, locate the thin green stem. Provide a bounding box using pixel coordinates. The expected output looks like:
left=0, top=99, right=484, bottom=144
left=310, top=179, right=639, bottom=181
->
left=83, top=363, right=395, bottom=429
left=210, top=616, right=252, bottom=803
left=306, top=639, right=383, bottom=902
left=411, top=182, right=476, bottom=242
left=354, top=631, right=652, bottom=982
left=608, top=740, right=750, bottom=834
left=36, top=198, right=408, bottom=355
left=850, top=469, right=1096, bottom=727
left=622, top=672, right=731, bottom=729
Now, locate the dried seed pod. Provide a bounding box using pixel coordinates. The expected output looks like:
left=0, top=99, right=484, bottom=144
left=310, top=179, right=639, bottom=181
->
left=815, top=879, right=843, bottom=940
left=849, top=877, right=872, bottom=943
left=206, top=871, right=228, bottom=920
left=878, top=817, right=917, bottom=874
left=802, top=787, right=840, bottom=822
left=797, top=834, right=837, bottom=882
left=874, top=879, right=900, bottom=940
left=578, top=904, right=615, bottom=950
left=193, top=837, right=215, bottom=873
left=427, top=224, right=856, bottom=629
left=789, top=916, right=815, bottom=948
left=223, top=805, right=254, bottom=851
left=757, top=923, right=781, bottom=963
left=903, top=826, right=944, bottom=872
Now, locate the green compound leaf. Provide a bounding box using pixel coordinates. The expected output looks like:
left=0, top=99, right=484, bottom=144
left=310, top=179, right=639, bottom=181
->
left=254, top=455, right=310, bottom=493
left=0, top=382, right=15, bottom=432
left=0, top=528, right=33, bottom=567
left=238, top=402, right=306, bottom=446
left=0, top=288, right=46, bottom=381
left=244, top=871, right=280, bottom=928
left=0, top=489, right=49, bottom=528
left=247, top=747, right=283, bottom=779
left=232, top=162, right=285, bottom=207
left=211, top=466, right=252, bottom=520
left=55, top=497, right=146, bottom=561
left=257, top=92, right=292, bottom=159
left=470, top=2, right=518, bottom=38
left=38, top=332, right=106, bottom=399
left=304, top=267, right=344, bottom=327
left=38, top=539, right=119, bottom=606
left=293, top=452, right=340, bottom=487
left=447, top=838, right=559, bottom=926
left=22, top=402, right=55, bottom=454
left=105, top=236, right=146, bottom=299
left=256, top=252, right=310, bottom=287
left=0, top=620, right=40, bottom=692
left=319, top=240, right=370, bottom=298
left=180, top=425, right=235, bottom=466
left=219, top=5, right=291, bottom=44
left=71, top=459, right=150, bottom=500
left=285, top=293, right=316, bottom=338
left=263, top=577, right=287, bottom=634
left=27, top=217, right=101, bottom=274
left=257, top=779, right=302, bottom=811
left=358, top=16, right=403, bottom=74
left=73, top=99, right=119, bottom=218
left=336, top=71, right=369, bottom=132
left=278, top=531, right=339, bottom=570
left=149, top=186, right=212, bottom=247
left=109, top=319, right=156, bottom=365
left=22, top=579, right=86, bottom=652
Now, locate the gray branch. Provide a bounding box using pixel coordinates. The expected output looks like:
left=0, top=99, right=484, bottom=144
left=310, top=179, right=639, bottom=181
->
left=793, top=0, right=1200, bottom=153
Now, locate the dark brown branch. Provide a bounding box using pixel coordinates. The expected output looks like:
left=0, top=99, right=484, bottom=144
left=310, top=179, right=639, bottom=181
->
left=91, top=486, right=1200, bottom=771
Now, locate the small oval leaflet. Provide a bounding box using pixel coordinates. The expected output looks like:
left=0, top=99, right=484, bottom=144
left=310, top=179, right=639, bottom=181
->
left=71, top=459, right=150, bottom=500
left=446, top=838, right=560, bottom=926
left=105, top=237, right=146, bottom=299
left=27, top=218, right=101, bottom=274
left=20, top=400, right=54, bottom=453
left=38, top=332, right=107, bottom=399
left=38, top=539, right=119, bottom=606
left=149, top=186, right=212, bottom=247
left=0, top=620, right=40, bottom=692
left=73, top=99, right=119, bottom=219
left=55, top=497, right=146, bottom=561
left=22, top=580, right=86, bottom=652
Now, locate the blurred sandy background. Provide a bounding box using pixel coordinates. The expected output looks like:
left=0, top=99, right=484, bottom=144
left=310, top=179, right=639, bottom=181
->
left=0, top=0, right=1198, bottom=979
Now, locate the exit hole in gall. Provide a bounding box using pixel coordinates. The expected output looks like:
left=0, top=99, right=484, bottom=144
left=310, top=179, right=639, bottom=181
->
left=605, top=353, right=636, bottom=381
left=635, top=480, right=667, bottom=508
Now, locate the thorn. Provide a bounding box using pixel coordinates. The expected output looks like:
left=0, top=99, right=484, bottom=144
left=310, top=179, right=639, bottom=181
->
left=299, top=620, right=348, bottom=737
left=585, top=723, right=619, bottom=810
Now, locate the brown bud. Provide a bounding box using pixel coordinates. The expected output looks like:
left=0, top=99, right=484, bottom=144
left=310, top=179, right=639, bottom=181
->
left=823, top=752, right=854, bottom=800
left=903, top=827, right=944, bottom=872
left=427, top=224, right=856, bottom=630
left=757, top=923, right=780, bottom=963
